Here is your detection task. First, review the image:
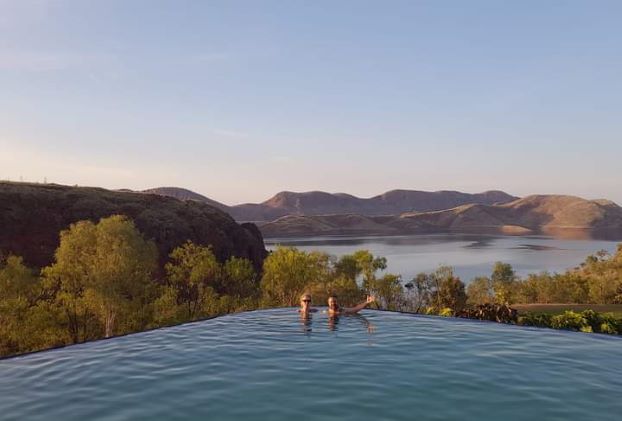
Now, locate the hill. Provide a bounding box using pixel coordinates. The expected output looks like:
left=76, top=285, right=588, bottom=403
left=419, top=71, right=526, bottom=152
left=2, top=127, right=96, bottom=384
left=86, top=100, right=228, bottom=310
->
left=0, top=182, right=266, bottom=271
left=144, top=188, right=517, bottom=222
left=141, top=187, right=230, bottom=211
left=260, top=195, right=622, bottom=238
left=233, top=189, right=517, bottom=221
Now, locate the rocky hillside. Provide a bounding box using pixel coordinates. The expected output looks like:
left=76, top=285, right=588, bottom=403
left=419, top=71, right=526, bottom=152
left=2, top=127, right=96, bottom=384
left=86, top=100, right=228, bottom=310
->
left=260, top=195, right=622, bottom=238
left=0, top=182, right=267, bottom=271
left=141, top=187, right=230, bottom=212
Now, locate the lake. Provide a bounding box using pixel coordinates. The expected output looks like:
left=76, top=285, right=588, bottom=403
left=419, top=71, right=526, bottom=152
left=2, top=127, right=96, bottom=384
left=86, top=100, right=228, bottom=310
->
left=265, top=234, right=621, bottom=282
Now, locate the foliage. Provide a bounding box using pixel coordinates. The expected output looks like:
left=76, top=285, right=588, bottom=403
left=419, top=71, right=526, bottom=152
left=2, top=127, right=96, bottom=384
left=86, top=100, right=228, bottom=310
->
left=165, top=241, right=220, bottom=321
left=517, top=312, right=553, bottom=328
left=260, top=246, right=332, bottom=307
left=466, top=276, right=494, bottom=305
left=518, top=310, right=621, bottom=334
left=3, top=229, right=622, bottom=358
left=459, top=303, right=517, bottom=323
left=491, top=262, right=516, bottom=304
left=43, top=215, right=159, bottom=338
left=0, top=216, right=261, bottom=358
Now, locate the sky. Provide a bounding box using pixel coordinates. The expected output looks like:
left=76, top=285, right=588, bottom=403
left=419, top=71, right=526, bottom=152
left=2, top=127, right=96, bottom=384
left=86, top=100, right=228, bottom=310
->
left=1, top=0, right=621, bottom=205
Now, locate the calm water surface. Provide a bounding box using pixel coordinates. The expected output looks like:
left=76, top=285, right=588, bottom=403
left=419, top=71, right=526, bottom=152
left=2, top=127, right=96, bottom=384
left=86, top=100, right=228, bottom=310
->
left=1, top=309, right=620, bottom=420
left=265, top=234, right=621, bottom=281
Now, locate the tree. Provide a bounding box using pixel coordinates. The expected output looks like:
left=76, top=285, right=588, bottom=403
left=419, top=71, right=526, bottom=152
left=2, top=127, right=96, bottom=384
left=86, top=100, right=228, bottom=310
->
left=366, top=273, right=404, bottom=310
left=261, top=247, right=331, bottom=306
left=44, top=215, right=158, bottom=339
left=404, top=273, right=435, bottom=313
left=42, top=220, right=100, bottom=343
left=435, top=272, right=467, bottom=312
left=353, top=250, right=387, bottom=287
left=0, top=256, right=40, bottom=355
left=165, top=241, right=221, bottom=320
left=491, top=262, right=517, bottom=304
left=220, top=257, right=257, bottom=298
left=466, top=277, right=493, bottom=305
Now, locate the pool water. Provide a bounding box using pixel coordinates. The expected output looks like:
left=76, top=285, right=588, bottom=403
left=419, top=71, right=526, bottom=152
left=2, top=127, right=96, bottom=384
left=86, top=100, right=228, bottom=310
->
left=1, top=309, right=621, bottom=420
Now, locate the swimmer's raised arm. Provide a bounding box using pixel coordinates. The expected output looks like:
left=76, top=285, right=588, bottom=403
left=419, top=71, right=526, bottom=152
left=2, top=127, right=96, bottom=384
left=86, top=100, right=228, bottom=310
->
left=342, top=295, right=375, bottom=314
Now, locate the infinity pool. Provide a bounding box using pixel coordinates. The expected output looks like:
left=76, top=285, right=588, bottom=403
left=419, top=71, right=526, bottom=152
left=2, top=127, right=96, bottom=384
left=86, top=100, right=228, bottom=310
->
left=1, top=309, right=621, bottom=420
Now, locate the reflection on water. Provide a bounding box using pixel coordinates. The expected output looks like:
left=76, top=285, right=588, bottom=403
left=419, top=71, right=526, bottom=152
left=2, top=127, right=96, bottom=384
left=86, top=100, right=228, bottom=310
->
left=328, top=314, right=339, bottom=331
left=513, top=244, right=562, bottom=251
left=299, top=312, right=313, bottom=334
left=302, top=311, right=375, bottom=334
left=266, top=233, right=621, bottom=282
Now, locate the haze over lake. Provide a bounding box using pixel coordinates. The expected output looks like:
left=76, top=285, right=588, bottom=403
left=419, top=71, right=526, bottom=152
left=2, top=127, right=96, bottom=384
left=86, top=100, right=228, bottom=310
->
left=265, top=234, right=621, bottom=282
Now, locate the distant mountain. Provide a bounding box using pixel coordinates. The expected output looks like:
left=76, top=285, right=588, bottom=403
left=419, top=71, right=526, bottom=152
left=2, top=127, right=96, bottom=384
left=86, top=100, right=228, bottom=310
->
left=230, top=189, right=518, bottom=221
left=260, top=195, right=622, bottom=238
left=141, top=187, right=518, bottom=222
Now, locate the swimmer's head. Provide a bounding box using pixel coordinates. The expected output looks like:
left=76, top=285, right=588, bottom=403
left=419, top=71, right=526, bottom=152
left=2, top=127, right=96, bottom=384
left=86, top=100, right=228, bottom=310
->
left=300, top=293, right=312, bottom=310
left=327, top=295, right=339, bottom=311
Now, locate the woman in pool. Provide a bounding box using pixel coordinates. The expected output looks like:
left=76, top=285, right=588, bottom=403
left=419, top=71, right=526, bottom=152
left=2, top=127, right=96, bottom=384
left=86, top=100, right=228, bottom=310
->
left=298, top=293, right=318, bottom=316
left=327, top=294, right=375, bottom=315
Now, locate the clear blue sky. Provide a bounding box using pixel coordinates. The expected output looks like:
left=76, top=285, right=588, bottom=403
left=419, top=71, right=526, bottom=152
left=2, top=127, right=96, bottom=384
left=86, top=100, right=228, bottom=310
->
left=1, top=0, right=621, bottom=205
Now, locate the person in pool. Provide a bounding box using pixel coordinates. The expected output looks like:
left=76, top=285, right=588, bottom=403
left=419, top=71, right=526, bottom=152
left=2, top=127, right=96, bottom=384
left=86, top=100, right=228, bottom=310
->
left=327, top=294, right=376, bottom=315
left=298, top=293, right=318, bottom=315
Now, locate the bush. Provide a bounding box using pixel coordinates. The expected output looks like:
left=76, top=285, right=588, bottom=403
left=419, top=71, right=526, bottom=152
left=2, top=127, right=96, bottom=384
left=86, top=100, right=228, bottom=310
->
left=439, top=308, right=454, bottom=317
left=518, top=312, right=553, bottom=328
left=518, top=310, right=621, bottom=334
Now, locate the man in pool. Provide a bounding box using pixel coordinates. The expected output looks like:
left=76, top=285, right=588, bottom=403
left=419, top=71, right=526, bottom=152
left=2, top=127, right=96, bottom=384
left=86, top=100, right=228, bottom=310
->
left=298, top=293, right=318, bottom=316
left=327, top=294, right=376, bottom=315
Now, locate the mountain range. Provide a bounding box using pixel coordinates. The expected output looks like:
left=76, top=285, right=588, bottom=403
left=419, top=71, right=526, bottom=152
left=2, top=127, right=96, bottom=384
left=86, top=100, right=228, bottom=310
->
left=140, top=187, right=622, bottom=239
left=260, top=195, right=622, bottom=238
left=143, top=187, right=517, bottom=222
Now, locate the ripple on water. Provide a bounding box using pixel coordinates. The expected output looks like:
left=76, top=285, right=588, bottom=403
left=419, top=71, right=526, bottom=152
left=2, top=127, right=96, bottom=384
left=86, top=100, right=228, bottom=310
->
left=1, top=309, right=621, bottom=421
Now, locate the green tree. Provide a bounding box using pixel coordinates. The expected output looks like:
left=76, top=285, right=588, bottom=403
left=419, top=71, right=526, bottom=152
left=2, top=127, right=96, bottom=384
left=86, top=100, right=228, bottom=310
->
left=466, top=276, right=493, bottom=305
left=220, top=257, right=258, bottom=298
left=44, top=215, right=158, bottom=339
left=404, top=273, right=434, bottom=313
left=434, top=271, right=467, bottom=312
left=366, top=273, right=404, bottom=310
left=491, top=262, right=517, bottom=304
left=165, top=241, right=221, bottom=320
left=261, top=247, right=331, bottom=306
left=0, top=256, right=40, bottom=355
left=353, top=250, right=387, bottom=287
left=42, top=220, right=100, bottom=343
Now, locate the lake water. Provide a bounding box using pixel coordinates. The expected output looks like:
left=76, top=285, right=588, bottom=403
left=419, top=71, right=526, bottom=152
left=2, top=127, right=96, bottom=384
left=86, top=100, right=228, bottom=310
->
left=265, top=234, right=621, bottom=282
left=1, top=309, right=620, bottom=420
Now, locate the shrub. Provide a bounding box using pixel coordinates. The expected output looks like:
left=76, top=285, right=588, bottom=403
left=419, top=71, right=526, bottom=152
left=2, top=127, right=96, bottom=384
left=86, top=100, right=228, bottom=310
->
left=518, top=312, right=553, bottom=328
